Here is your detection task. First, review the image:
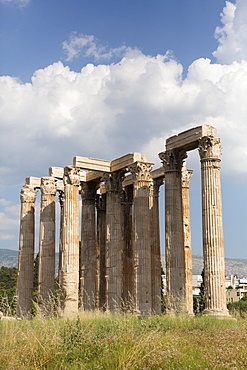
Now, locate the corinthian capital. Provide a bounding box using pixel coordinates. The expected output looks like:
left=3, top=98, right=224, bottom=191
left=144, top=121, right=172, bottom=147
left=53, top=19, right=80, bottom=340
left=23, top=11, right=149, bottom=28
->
left=198, top=136, right=222, bottom=160
left=64, top=166, right=80, bottom=186
left=103, top=171, right=125, bottom=192
left=159, top=150, right=187, bottom=172
left=40, top=177, right=56, bottom=196
left=20, top=185, right=37, bottom=203
left=129, top=162, right=153, bottom=182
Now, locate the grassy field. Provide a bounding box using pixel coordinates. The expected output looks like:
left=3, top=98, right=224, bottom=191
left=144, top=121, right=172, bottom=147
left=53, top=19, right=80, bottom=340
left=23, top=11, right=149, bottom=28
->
left=1, top=313, right=247, bottom=369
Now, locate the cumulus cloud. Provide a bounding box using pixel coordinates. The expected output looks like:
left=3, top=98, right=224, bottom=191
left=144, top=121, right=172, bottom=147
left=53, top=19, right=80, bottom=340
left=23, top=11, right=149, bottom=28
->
left=62, top=32, right=127, bottom=62
left=1, top=50, right=247, bottom=191
left=213, top=0, right=247, bottom=63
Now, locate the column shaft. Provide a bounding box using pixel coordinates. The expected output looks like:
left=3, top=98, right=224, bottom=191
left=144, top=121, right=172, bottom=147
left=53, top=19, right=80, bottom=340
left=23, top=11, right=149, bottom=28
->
left=199, top=136, right=228, bottom=316
left=122, top=185, right=134, bottom=310
left=130, top=162, right=153, bottom=315
left=17, top=185, right=37, bottom=317
left=60, top=166, right=80, bottom=316
left=96, top=194, right=107, bottom=310
left=150, top=178, right=163, bottom=315
left=38, top=177, right=56, bottom=313
left=181, top=165, right=194, bottom=315
left=105, top=171, right=124, bottom=312
left=159, top=150, right=187, bottom=314
left=81, top=181, right=98, bottom=311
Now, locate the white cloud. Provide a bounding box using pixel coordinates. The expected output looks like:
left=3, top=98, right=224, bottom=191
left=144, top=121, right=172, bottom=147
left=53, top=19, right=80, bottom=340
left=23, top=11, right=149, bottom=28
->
left=213, top=0, right=247, bottom=64
left=62, top=32, right=127, bottom=62
left=1, top=51, right=247, bottom=190
left=0, top=0, right=31, bottom=6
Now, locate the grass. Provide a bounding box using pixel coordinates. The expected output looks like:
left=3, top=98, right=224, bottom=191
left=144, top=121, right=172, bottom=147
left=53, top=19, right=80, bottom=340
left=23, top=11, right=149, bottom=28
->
left=1, top=313, right=247, bottom=369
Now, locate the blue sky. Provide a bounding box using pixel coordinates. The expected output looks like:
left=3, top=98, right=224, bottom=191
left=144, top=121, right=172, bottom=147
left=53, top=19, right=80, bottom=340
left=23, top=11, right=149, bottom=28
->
left=0, top=0, right=246, bottom=259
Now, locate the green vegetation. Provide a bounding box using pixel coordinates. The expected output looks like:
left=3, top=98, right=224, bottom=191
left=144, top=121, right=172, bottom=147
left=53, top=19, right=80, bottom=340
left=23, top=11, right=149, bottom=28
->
left=227, top=295, right=247, bottom=318
left=1, top=313, right=247, bottom=369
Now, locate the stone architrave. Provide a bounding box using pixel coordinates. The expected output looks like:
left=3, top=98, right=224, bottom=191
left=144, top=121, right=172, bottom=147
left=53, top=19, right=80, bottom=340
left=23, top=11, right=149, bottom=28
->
left=198, top=136, right=229, bottom=316
left=159, top=150, right=187, bottom=314
left=60, top=166, right=80, bottom=316
left=129, top=161, right=153, bottom=315
left=181, top=164, right=194, bottom=315
left=104, top=171, right=125, bottom=312
left=81, top=181, right=99, bottom=311
left=96, top=193, right=107, bottom=310
left=150, top=177, right=163, bottom=315
left=38, top=177, right=56, bottom=313
left=121, top=185, right=134, bottom=310
left=17, top=185, right=37, bottom=317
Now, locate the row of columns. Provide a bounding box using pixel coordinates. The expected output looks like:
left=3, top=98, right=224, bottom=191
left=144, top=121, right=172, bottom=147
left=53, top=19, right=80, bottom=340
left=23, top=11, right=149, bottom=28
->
left=159, top=135, right=228, bottom=316
left=17, top=162, right=165, bottom=317
left=17, top=132, right=228, bottom=318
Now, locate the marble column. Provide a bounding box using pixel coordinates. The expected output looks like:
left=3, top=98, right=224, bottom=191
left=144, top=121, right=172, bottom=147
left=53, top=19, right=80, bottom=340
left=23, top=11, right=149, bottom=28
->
left=38, top=177, right=56, bottom=313
left=130, top=162, right=153, bottom=315
left=150, top=177, right=163, bottom=315
left=81, top=181, right=98, bottom=311
left=159, top=150, right=187, bottom=314
left=60, top=166, right=80, bottom=316
left=17, top=185, right=37, bottom=317
left=96, top=193, right=107, bottom=310
left=121, top=185, right=134, bottom=310
left=199, top=136, right=228, bottom=316
left=181, top=165, right=194, bottom=315
left=105, top=171, right=125, bottom=312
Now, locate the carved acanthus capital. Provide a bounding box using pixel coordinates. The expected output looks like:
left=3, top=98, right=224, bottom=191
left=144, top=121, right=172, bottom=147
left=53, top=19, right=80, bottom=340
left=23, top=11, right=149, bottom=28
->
left=103, top=170, right=125, bottom=193
left=20, top=185, right=37, bottom=203
left=64, top=166, right=80, bottom=186
left=181, top=165, right=193, bottom=188
left=129, top=162, right=153, bottom=182
left=159, top=150, right=187, bottom=173
left=81, top=181, right=98, bottom=200
left=198, top=136, right=222, bottom=161
left=40, top=177, right=56, bottom=196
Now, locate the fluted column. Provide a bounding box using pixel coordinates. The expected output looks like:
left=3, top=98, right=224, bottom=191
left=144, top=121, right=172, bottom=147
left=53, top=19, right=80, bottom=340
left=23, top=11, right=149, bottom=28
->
left=130, top=162, right=153, bottom=315
left=17, top=185, right=37, bottom=317
left=181, top=164, right=194, bottom=315
left=38, top=177, right=56, bottom=313
left=81, top=181, right=98, bottom=311
left=199, top=136, right=228, bottom=316
left=105, top=171, right=125, bottom=312
left=121, top=185, right=134, bottom=309
left=96, top=193, right=107, bottom=310
left=159, top=150, right=187, bottom=314
left=60, top=166, right=80, bottom=316
left=150, top=177, right=163, bottom=315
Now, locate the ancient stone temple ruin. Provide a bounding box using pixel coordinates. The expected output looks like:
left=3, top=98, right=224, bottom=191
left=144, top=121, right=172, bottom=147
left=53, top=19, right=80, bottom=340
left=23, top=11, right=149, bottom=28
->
left=17, top=125, right=229, bottom=317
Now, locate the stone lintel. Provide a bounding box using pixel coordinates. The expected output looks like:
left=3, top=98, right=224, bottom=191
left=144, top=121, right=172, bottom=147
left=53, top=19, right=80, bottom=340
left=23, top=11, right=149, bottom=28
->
left=166, top=125, right=217, bottom=152
left=110, top=153, right=147, bottom=172
left=73, top=156, right=111, bottom=172
left=25, top=177, right=41, bottom=188
left=49, top=167, right=64, bottom=179
left=151, top=167, right=165, bottom=179
left=86, top=171, right=104, bottom=182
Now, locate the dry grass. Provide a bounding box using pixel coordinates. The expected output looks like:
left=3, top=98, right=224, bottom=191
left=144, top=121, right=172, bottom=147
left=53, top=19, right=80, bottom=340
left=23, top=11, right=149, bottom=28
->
left=1, top=313, right=247, bottom=369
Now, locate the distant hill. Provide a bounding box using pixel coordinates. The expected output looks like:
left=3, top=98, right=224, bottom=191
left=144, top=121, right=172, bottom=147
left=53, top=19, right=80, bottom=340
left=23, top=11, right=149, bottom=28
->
left=1, top=249, right=247, bottom=278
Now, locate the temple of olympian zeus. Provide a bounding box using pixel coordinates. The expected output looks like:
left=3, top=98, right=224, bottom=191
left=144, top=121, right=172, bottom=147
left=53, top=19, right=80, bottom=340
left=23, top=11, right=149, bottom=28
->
left=17, top=125, right=229, bottom=317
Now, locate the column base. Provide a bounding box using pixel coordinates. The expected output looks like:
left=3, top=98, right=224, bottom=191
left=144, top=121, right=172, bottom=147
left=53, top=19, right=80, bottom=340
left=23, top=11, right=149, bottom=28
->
left=203, top=308, right=230, bottom=318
